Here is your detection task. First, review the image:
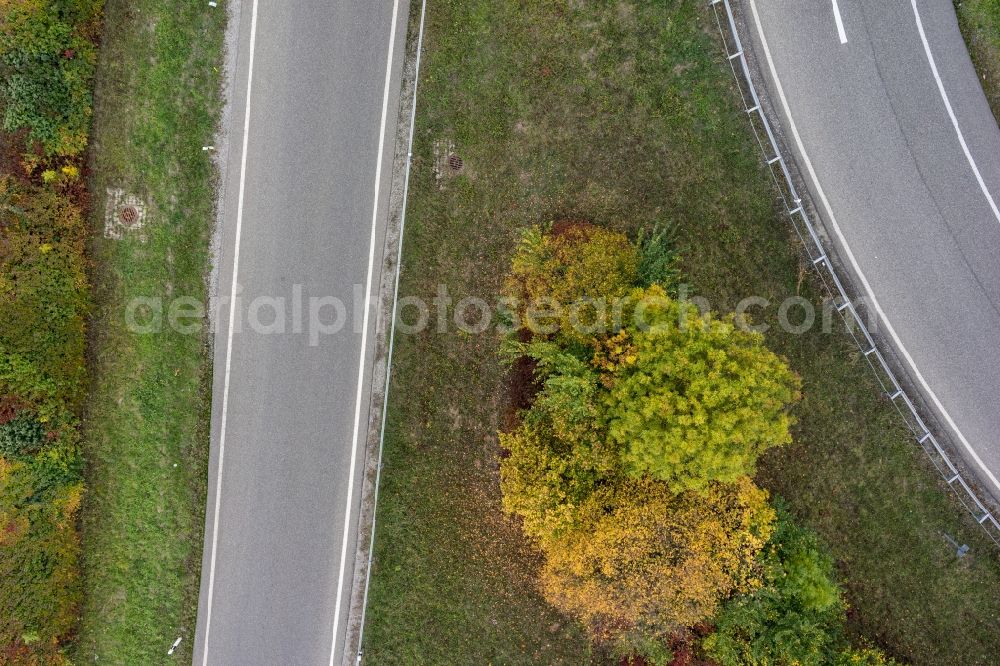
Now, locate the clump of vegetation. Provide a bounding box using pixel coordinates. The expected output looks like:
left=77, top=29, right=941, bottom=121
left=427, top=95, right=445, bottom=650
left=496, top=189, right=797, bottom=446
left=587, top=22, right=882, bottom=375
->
left=501, top=338, right=777, bottom=638
left=0, top=1, right=101, bottom=660
left=498, top=223, right=787, bottom=660
left=601, top=287, right=800, bottom=492
left=0, top=178, right=90, bottom=407
left=503, top=221, right=641, bottom=343
left=0, top=457, right=82, bottom=662
left=705, top=507, right=897, bottom=665
left=539, top=476, right=774, bottom=639
left=500, top=223, right=897, bottom=664
left=0, top=413, right=47, bottom=458
left=0, top=0, right=103, bottom=157
left=0, top=176, right=90, bottom=662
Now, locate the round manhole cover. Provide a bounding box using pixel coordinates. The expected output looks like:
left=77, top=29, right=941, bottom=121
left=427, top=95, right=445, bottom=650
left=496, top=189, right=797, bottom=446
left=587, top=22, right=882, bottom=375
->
left=448, top=154, right=464, bottom=172
left=119, top=206, right=140, bottom=227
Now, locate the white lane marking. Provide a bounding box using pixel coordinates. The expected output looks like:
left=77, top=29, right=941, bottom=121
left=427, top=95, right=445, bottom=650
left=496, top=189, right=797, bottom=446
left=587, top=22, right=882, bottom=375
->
left=911, top=0, right=1000, bottom=225
left=831, top=0, right=848, bottom=44
left=747, top=0, right=1000, bottom=495
left=200, top=0, right=260, bottom=663
left=353, top=0, right=428, bottom=655
left=329, top=0, right=401, bottom=662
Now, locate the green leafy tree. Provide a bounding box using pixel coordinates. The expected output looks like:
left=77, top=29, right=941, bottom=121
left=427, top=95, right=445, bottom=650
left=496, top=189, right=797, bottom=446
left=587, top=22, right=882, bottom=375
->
left=0, top=4, right=97, bottom=660
left=602, top=285, right=800, bottom=493
left=704, top=508, right=898, bottom=666
left=704, top=511, right=845, bottom=666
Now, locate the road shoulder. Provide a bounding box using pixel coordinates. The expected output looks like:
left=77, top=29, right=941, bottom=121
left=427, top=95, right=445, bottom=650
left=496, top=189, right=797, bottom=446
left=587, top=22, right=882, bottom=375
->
left=341, top=2, right=427, bottom=663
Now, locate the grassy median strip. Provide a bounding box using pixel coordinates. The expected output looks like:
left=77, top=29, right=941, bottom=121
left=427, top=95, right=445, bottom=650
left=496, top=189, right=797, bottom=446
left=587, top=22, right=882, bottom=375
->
left=365, top=1, right=1000, bottom=664
left=73, top=0, right=224, bottom=662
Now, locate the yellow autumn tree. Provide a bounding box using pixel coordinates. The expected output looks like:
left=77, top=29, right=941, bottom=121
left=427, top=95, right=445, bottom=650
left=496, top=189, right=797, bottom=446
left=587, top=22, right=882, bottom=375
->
left=499, top=342, right=616, bottom=542
left=499, top=341, right=777, bottom=641
left=540, top=476, right=774, bottom=641
left=502, top=221, right=639, bottom=341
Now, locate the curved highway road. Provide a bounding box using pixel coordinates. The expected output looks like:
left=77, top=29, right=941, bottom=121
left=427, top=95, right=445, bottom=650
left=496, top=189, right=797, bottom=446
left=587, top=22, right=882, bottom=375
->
left=743, top=0, right=1000, bottom=498
left=193, top=0, right=408, bottom=664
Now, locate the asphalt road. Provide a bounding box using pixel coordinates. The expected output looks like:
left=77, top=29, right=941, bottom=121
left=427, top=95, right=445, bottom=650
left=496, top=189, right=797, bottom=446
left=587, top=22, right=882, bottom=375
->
left=193, top=1, right=409, bottom=664
left=742, top=0, right=1000, bottom=498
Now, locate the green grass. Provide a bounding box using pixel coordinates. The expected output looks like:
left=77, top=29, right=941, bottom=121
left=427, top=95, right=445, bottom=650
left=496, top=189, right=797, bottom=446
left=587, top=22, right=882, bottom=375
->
left=365, top=1, right=1000, bottom=664
left=956, top=0, right=1000, bottom=120
left=73, top=0, right=224, bottom=662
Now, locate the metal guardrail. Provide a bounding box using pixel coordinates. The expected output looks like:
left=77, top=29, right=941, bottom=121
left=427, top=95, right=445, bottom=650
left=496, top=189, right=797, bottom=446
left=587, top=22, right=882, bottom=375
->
left=710, top=0, right=1000, bottom=548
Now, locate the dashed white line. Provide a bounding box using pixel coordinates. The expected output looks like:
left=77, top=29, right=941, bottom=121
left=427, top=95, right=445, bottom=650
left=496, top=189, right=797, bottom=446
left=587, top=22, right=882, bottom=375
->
left=910, top=0, right=1000, bottom=225
left=328, top=0, right=402, bottom=663
left=200, top=0, right=260, bottom=663
left=747, top=0, right=1000, bottom=495
left=831, top=0, right=848, bottom=44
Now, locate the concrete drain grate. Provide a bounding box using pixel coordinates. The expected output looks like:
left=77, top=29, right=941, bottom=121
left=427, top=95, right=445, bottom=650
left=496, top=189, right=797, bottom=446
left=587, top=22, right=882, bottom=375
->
left=119, top=205, right=140, bottom=227
left=433, top=139, right=468, bottom=189
left=104, top=188, right=149, bottom=240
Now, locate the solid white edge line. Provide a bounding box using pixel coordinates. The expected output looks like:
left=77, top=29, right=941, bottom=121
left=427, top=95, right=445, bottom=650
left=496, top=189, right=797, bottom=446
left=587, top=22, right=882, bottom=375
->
left=353, top=0, right=428, bottom=657
left=831, top=0, right=848, bottom=44
left=910, top=0, right=1000, bottom=225
left=746, top=0, right=1000, bottom=495
left=329, top=0, right=402, bottom=663
left=200, top=0, right=260, bottom=663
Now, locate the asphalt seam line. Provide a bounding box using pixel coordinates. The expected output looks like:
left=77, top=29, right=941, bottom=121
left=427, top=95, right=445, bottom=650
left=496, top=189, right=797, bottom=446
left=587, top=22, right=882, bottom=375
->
left=746, top=0, right=1000, bottom=495
left=329, top=0, right=402, bottom=662
left=200, top=0, right=260, bottom=662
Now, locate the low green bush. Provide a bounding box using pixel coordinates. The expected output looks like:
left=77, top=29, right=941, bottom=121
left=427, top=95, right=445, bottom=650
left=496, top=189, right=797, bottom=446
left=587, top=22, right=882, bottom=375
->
left=0, top=413, right=46, bottom=458
left=0, top=0, right=102, bottom=157
left=636, top=222, right=680, bottom=290
left=704, top=507, right=898, bottom=665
